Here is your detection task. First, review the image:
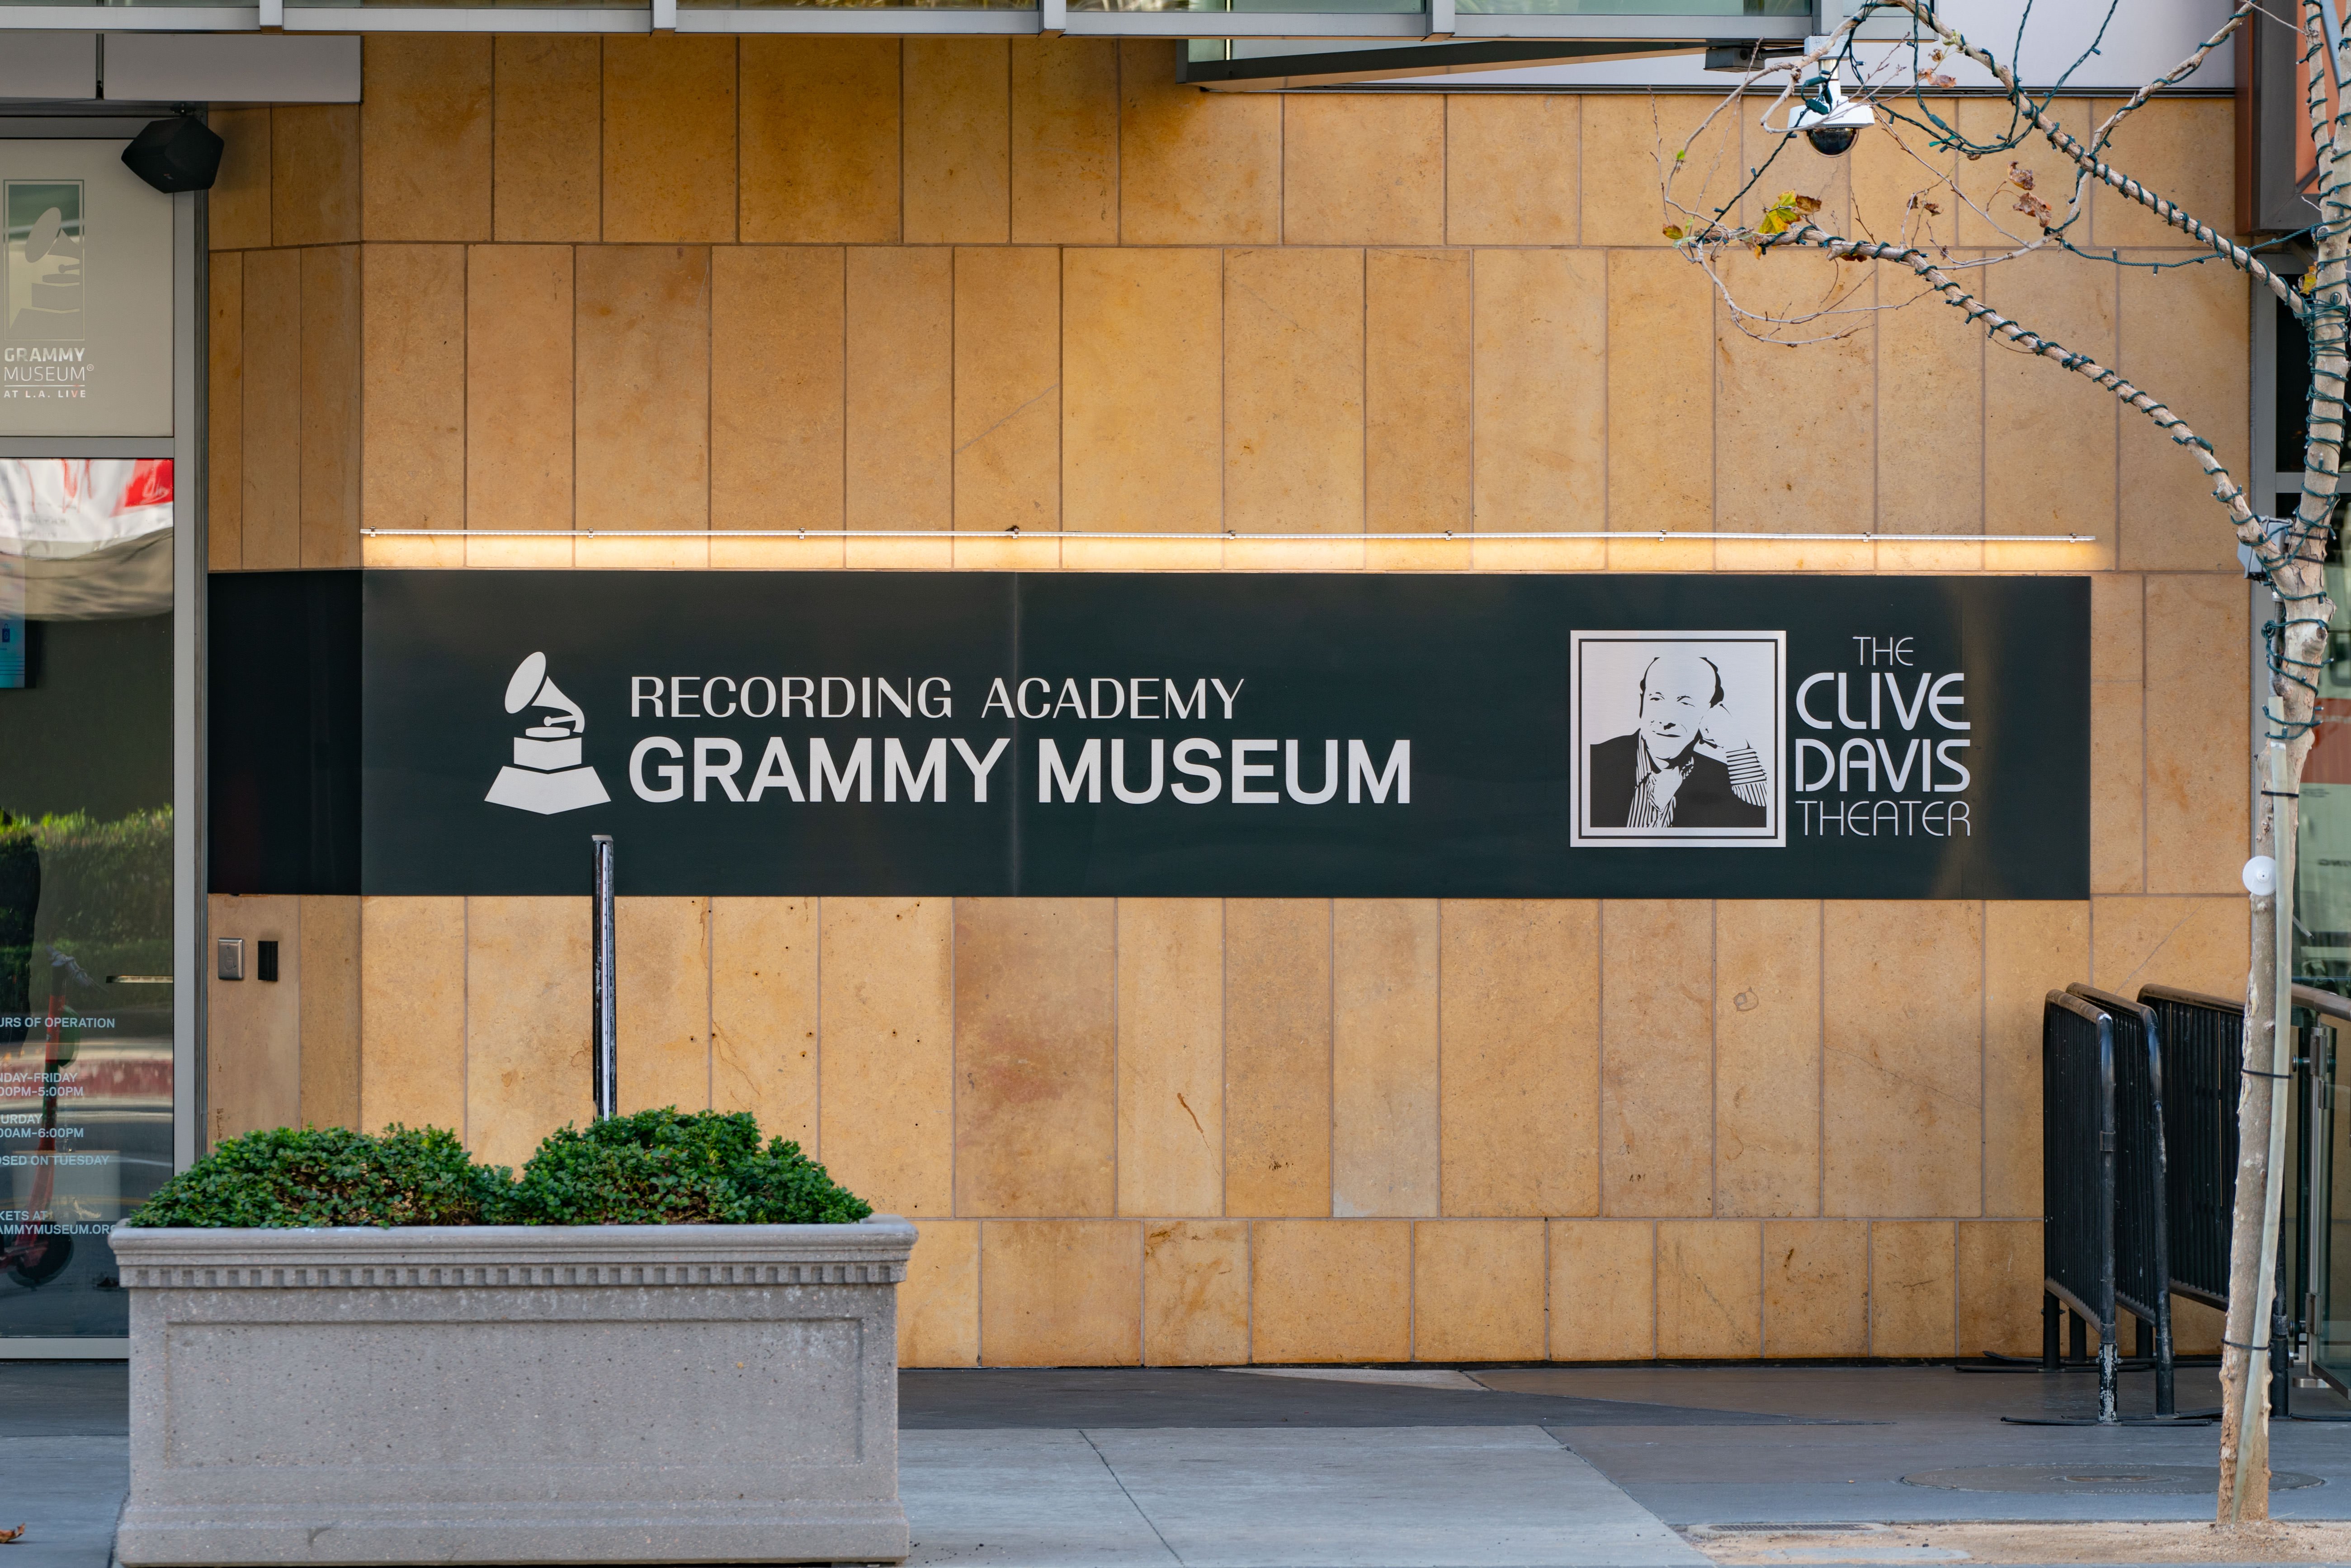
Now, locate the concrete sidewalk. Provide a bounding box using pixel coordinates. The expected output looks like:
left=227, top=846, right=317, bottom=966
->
left=897, top=1363, right=2351, bottom=1563
left=1481, top=1362, right=2351, bottom=1526
left=3, top=1363, right=129, bottom=1568
left=10, top=1360, right=2351, bottom=1568
left=903, top=1426, right=1700, bottom=1566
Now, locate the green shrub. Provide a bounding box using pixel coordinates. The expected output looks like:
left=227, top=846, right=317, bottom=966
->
left=1, top=808, right=175, bottom=1024
left=505, top=1108, right=872, bottom=1226
left=0, top=808, right=174, bottom=946
left=121, top=1110, right=873, bottom=1228
left=126, top=1125, right=511, bottom=1228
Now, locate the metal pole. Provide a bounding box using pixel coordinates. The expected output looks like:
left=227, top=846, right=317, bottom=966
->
left=591, top=835, right=616, bottom=1121
left=2097, top=1029, right=2119, bottom=1426
left=2309, top=1018, right=2334, bottom=1392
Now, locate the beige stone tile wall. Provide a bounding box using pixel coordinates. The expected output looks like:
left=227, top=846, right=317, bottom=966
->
left=206, top=894, right=303, bottom=1142
left=314, top=891, right=2245, bottom=1365
left=207, top=894, right=362, bottom=1141
left=204, top=42, right=2244, bottom=575
left=204, top=39, right=2259, bottom=1364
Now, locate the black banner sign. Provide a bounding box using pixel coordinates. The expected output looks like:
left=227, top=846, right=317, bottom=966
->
left=359, top=571, right=2087, bottom=899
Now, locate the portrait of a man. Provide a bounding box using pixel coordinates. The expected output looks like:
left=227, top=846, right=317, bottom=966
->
left=1570, top=632, right=1784, bottom=848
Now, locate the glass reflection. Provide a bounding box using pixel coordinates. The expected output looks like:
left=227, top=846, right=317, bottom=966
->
left=1453, top=0, right=1803, bottom=14
left=1076, top=0, right=1416, bottom=13
left=0, top=457, right=175, bottom=1341
left=2324, top=1018, right=2351, bottom=1392
left=2299, top=528, right=2351, bottom=1389
left=685, top=1, right=1038, bottom=10
left=2303, top=538, right=2351, bottom=994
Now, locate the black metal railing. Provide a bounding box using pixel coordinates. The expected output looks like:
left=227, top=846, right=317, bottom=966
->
left=2042, top=989, right=2120, bottom=1424
left=2290, top=985, right=2349, bottom=1407
left=2135, top=983, right=2347, bottom=1419
left=2142, top=983, right=2242, bottom=1312
left=2072, top=982, right=2174, bottom=1416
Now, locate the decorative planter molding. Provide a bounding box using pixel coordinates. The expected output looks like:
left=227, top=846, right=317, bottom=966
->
left=109, top=1219, right=916, bottom=1567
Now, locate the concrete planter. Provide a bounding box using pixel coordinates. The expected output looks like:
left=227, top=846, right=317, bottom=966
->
left=108, top=1219, right=916, bottom=1568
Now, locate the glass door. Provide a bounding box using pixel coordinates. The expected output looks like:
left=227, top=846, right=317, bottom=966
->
left=0, top=124, right=197, bottom=1353
left=2313, top=1008, right=2351, bottom=1393
left=2301, top=535, right=2351, bottom=995
left=2300, top=537, right=2351, bottom=1390
left=0, top=458, right=177, bottom=1339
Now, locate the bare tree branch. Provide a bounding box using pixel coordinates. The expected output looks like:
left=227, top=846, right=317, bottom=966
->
left=1866, top=0, right=2305, bottom=315
left=1759, top=220, right=2262, bottom=534
left=2055, top=1, right=2259, bottom=234
left=2276, top=0, right=2348, bottom=562
left=1662, top=0, right=2344, bottom=1529
left=2216, top=1, right=2348, bottom=1522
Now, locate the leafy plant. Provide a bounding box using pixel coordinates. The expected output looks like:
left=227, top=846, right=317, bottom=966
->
left=126, top=1125, right=510, bottom=1229
left=0, top=809, right=173, bottom=947
left=121, top=1110, right=873, bottom=1228
left=504, top=1108, right=871, bottom=1226
left=0, top=809, right=174, bottom=1025
left=1755, top=190, right=1822, bottom=238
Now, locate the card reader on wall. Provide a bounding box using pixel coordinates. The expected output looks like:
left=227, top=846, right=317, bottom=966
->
left=217, top=938, right=280, bottom=980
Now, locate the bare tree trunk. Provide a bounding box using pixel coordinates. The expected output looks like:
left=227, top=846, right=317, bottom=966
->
left=2216, top=815, right=2281, bottom=1521
left=1655, top=2, right=2345, bottom=1513
left=2219, top=619, right=2326, bottom=1519
left=2217, top=9, right=2347, bottom=1519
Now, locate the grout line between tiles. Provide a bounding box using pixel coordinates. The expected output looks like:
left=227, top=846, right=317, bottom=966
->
left=813, top=897, right=823, bottom=1163
left=704, top=899, right=714, bottom=1113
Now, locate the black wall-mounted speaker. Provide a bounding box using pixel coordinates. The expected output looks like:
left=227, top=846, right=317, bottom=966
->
left=122, top=116, right=225, bottom=195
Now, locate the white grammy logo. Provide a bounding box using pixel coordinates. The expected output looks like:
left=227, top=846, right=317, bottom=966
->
left=484, top=651, right=612, bottom=816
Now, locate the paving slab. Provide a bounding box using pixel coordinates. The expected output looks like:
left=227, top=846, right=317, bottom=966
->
left=0, top=1363, right=127, bottom=1568
left=1081, top=1426, right=1704, bottom=1568
left=15, top=1359, right=2351, bottom=1566
left=1683, top=1519, right=2351, bottom=1567
left=902, top=1368, right=1818, bottom=1430
left=903, top=1429, right=1176, bottom=1566
left=906, top=1426, right=1702, bottom=1568
left=1511, top=1366, right=2351, bottom=1527
left=1480, top=1364, right=2244, bottom=1426
left=1227, top=1369, right=1489, bottom=1393
left=2, top=1438, right=125, bottom=1568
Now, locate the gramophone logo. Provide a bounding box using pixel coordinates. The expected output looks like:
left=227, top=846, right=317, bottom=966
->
left=485, top=652, right=611, bottom=815
left=5, top=181, right=84, bottom=341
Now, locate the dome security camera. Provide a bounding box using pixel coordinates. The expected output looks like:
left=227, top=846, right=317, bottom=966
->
left=1805, top=123, right=1865, bottom=157
left=1786, top=77, right=1874, bottom=158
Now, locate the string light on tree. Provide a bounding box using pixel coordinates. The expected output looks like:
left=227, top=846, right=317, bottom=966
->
left=1655, top=0, right=2340, bottom=1528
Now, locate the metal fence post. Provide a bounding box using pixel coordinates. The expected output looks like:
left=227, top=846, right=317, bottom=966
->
left=2006, top=992, right=2127, bottom=1426
left=2070, top=983, right=2177, bottom=1417
left=591, top=834, right=616, bottom=1121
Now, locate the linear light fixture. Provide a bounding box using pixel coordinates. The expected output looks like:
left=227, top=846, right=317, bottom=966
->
left=360, top=528, right=2095, bottom=543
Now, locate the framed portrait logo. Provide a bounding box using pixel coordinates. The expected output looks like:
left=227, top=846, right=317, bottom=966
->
left=1570, top=630, right=1786, bottom=850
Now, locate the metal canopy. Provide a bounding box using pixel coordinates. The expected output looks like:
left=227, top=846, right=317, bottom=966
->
left=0, top=0, right=1816, bottom=42
left=1178, top=36, right=1763, bottom=89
